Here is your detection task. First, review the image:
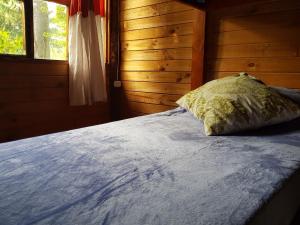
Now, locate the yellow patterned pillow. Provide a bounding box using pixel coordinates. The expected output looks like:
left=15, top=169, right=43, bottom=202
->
left=177, top=74, right=300, bottom=135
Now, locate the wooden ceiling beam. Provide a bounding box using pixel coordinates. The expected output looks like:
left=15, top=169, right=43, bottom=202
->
left=176, top=0, right=206, bottom=9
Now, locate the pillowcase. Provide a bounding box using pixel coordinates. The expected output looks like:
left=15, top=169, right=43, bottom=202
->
left=177, top=74, right=300, bottom=136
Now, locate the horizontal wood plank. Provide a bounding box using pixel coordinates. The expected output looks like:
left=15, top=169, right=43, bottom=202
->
left=0, top=88, right=67, bottom=103
left=0, top=112, right=110, bottom=141
left=121, top=23, right=193, bottom=41
left=122, top=81, right=190, bottom=94
left=122, top=35, right=193, bottom=51
left=121, top=60, right=192, bottom=72
left=122, top=10, right=196, bottom=31
left=0, top=61, right=68, bottom=76
left=207, top=43, right=299, bottom=59
left=123, top=91, right=180, bottom=106
left=121, top=71, right=191, bottom=83
left=0, top=107, right=108, bottom=130
left=209, top=9, right=300, bottom=33
left=121, top=1, right=191, bottom=21
left=0, top=75, right=68, bottom=89
left=122, top=100, right=174, bottom=114
left=210, top=0, right=300, bottom=19
left=210, top=72, right=300, bottom=89
left=210, top=26, right=300, bottom=46
left=0, top=118, right=74, bottom=141
left=208, top=57, right=300, bottom=73
left=0, top=100, right=108, bottom=116
left=122, top=48, right=192, bottom=61
left=121, top=110, right=148, bottom=118
left=121, top=0, right=170, bottom=10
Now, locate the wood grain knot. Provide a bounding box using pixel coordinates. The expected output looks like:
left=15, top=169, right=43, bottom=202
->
left=176, top=77, right=182, bottom=83
left=159, top=66, right=166, bottom=71
left=248, top=63, right=255, bottom=67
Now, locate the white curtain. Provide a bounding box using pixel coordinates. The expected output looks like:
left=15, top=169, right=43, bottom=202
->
left=69, top=10, right=107, bottom=105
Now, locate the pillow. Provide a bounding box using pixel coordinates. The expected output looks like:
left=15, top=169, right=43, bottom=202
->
left=269, top=86, right=300, bottom=105
left=177, top=74, right=300, bottom=136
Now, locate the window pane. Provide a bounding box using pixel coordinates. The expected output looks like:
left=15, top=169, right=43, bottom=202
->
left=33, top=0, right=67, bottom=60
left=0, top=0, right=26, bottom=55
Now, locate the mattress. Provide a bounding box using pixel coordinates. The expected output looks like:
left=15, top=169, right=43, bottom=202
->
left=0, top=108, right=299, bottom=225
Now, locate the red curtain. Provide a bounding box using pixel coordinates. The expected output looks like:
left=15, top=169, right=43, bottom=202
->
left=70, top=0, right=105, bottom=17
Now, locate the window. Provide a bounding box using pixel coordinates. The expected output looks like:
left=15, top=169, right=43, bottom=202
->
left=33, top=0, right=67, bottom=60
left=0, top=0, right=26, bottom=55
left=0, top=0, right=68, bottom=60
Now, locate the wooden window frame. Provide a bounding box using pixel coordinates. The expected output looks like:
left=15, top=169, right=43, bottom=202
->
left=0, top=0, right=69, bottom=63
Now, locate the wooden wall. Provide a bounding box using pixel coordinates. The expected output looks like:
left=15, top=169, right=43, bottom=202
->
left=206, top=0, right=300, bottom=88
left=0, top=60, right=110, bottom=143
left=120, top=0, right=199, bottom=117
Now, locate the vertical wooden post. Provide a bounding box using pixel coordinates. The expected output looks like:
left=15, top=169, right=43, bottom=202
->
left=107, top=0, right=121, bottom=120
left=191, top=9, right=206, bottom=89
left=24, top=0, right=34, bottom=58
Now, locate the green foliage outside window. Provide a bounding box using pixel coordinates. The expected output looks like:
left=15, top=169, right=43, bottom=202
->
left=0, top=0, right=26, bottom=55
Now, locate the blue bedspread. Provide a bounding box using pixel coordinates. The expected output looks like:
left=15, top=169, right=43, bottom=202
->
left=0, top=108, right=300, bottom=225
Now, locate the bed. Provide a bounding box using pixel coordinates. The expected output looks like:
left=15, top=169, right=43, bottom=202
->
left=0, top=107, right=300, bottom=225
